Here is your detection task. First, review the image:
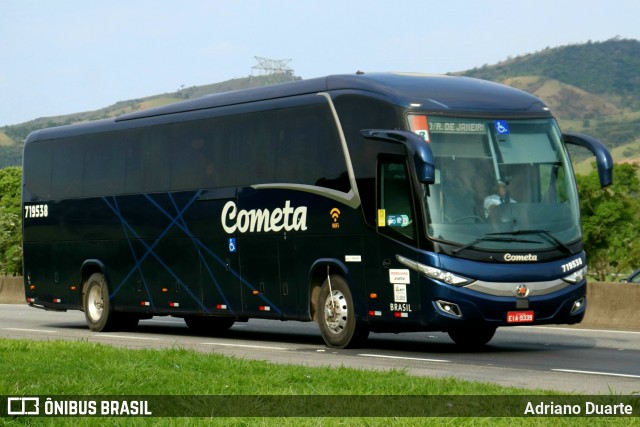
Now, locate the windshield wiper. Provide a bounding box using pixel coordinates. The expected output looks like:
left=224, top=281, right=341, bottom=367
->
left=452, top=235, right=540, bottom=255
left=487, top=229, right=572, bottom=255
left=452, top=229, right=572, bottom=256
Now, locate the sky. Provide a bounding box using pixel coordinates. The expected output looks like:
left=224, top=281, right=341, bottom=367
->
left=1, top=0, right=639, bottom=127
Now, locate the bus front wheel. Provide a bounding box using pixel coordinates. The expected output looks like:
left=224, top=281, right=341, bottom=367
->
left=317, top=275, right=369, bottom=348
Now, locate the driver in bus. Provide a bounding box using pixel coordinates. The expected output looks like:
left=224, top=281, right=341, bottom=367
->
left=484, top=180, right=516, bottom=218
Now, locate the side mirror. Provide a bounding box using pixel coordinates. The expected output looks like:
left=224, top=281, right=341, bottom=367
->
left=563, top=132, right=613, bottom=188
left=361, top=129, right=435, bottom=184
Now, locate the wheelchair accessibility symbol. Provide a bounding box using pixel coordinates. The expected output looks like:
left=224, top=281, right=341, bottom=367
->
left=494, top=120, right=510, bottom=135
left=228, top=238, right=237, bottom=253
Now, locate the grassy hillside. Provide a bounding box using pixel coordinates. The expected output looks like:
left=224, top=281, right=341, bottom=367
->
left=463, top=38, right=640, bottom=109
left=461, top=38, right=640, bottom=170
left=0, top=74, right=296, bottom=168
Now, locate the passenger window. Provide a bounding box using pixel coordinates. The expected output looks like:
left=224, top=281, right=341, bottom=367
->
left=378, top=159, right=415, bottom=240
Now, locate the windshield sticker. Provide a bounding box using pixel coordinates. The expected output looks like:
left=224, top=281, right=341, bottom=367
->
left=429, top=122, right=485, bottom=134
left=415, top=128, right=429, bottom=141
left=387, top=214, right=410, bottom=227
left=393, top=284, right=408, bottom=302
left=390, top=271, right=410, bottom=285
left=494, top=120, right=510, bottom=135
left=409, top=115, right=430, bottom=141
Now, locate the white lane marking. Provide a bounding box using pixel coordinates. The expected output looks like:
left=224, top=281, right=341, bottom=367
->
left=96, top=334, right=161, bottom=341
left=517, top=326, right=640, bottom=335
left=552, top=368, right=640, bottom=379
left=143, top=319, right=185, bottom=324
left=359, top=354, right=450, bottom=363
left=2, top=328, right=58, bottom=333
left=202, top=342, right=287, bottom=351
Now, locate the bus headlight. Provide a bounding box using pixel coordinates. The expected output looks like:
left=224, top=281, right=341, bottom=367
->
left=396, top=255, right=473, bottom=286
left=563, top=266, right=587, bottom=284
left=418, top=264, right=472, bottom=286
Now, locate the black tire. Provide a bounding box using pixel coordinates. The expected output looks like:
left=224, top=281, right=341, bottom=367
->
left=83, top=273, right=120, bottom=332
left=317, top=275, right=369, bottom=348
left=447, top=326, right=497, bottom=348
left=184, top=316, right=235, bottom=334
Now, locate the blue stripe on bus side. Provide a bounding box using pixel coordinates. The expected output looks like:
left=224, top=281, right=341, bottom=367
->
left=102, top=191, right=285, bottom=316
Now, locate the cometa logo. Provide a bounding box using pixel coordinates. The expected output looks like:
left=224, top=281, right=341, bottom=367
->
left=504, top=253, right=538, bottom=262
left=330, top=208, right=341, bottom=229
left=221, top=200, right=308, bottom=234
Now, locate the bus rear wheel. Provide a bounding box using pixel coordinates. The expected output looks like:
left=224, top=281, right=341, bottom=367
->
left=317, top=275, right=369, bottom=349
left=83, top=272, right=135, bottom=332
left=447, top=326, right=497, bottom=348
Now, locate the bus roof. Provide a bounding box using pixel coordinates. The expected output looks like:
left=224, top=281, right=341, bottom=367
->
left=26, top=73, right=550, bottom=143
left=116, top=72, right=549, bottom=122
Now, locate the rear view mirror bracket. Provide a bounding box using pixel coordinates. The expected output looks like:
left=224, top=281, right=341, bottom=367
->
left=563, top=132, right=613, bottom=188
left=361, top=129, right=435, bottom=184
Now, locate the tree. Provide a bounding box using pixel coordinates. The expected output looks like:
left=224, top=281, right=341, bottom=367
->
left=0, top=167, right=22, bottom=275
left=576, top=163, right=640, bottom=280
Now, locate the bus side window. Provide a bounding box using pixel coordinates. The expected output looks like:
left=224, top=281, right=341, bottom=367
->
left=378, top=159, right=415, bottom=240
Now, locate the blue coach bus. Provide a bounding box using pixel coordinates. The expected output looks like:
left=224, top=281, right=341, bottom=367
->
left=22, top=73, right=612, bottom=348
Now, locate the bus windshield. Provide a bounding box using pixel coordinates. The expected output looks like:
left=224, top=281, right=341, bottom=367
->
left=408, top=115, right=581, bottom=253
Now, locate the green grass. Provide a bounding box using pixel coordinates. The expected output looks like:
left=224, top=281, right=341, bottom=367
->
left=0, top=339, right=516, bottom=395
left=0, top=339, right=637, bottom=426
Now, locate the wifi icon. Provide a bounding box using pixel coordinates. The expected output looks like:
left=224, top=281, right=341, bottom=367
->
left=330, top=208, right=341, bottom=227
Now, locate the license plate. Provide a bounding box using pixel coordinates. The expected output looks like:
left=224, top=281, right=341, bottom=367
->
left=507, top=310, right=534, bottom=323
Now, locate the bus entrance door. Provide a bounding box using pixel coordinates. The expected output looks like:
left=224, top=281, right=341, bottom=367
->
left=374, top=157, right=421, bottom=322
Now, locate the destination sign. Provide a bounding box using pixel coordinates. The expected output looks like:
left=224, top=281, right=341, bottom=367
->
left=429, top=122, right=485, bottom=133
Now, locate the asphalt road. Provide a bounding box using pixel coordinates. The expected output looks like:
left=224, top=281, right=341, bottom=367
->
left=1, top=304, right=639, bottom=395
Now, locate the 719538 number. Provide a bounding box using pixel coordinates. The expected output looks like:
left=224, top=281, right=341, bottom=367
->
left=561, top=257, right=583, bottom=273
left=24, top=204, right=49, bottom=218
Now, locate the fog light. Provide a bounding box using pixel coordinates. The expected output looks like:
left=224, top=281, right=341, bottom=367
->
left=435, top=300, right=462, bottom=318
left=570, top=297, right=585, bottom=314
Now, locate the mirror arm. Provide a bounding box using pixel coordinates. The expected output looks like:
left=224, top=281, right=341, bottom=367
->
left=361, top=129, right=435, bottom=184
left=563, top=132, right=613, bottom=188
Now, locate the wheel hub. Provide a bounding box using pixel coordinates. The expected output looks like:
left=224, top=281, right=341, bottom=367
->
left=324, top=290, right=347, bottom=333
left=87, top=286, right=104, bottom=321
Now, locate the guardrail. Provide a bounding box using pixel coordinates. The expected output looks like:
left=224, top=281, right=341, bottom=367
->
left=1, top=277, right=638, bottom=331
left=581, top=281, right=640, bottom=331
left=0, top=276, right=24, bottom=304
